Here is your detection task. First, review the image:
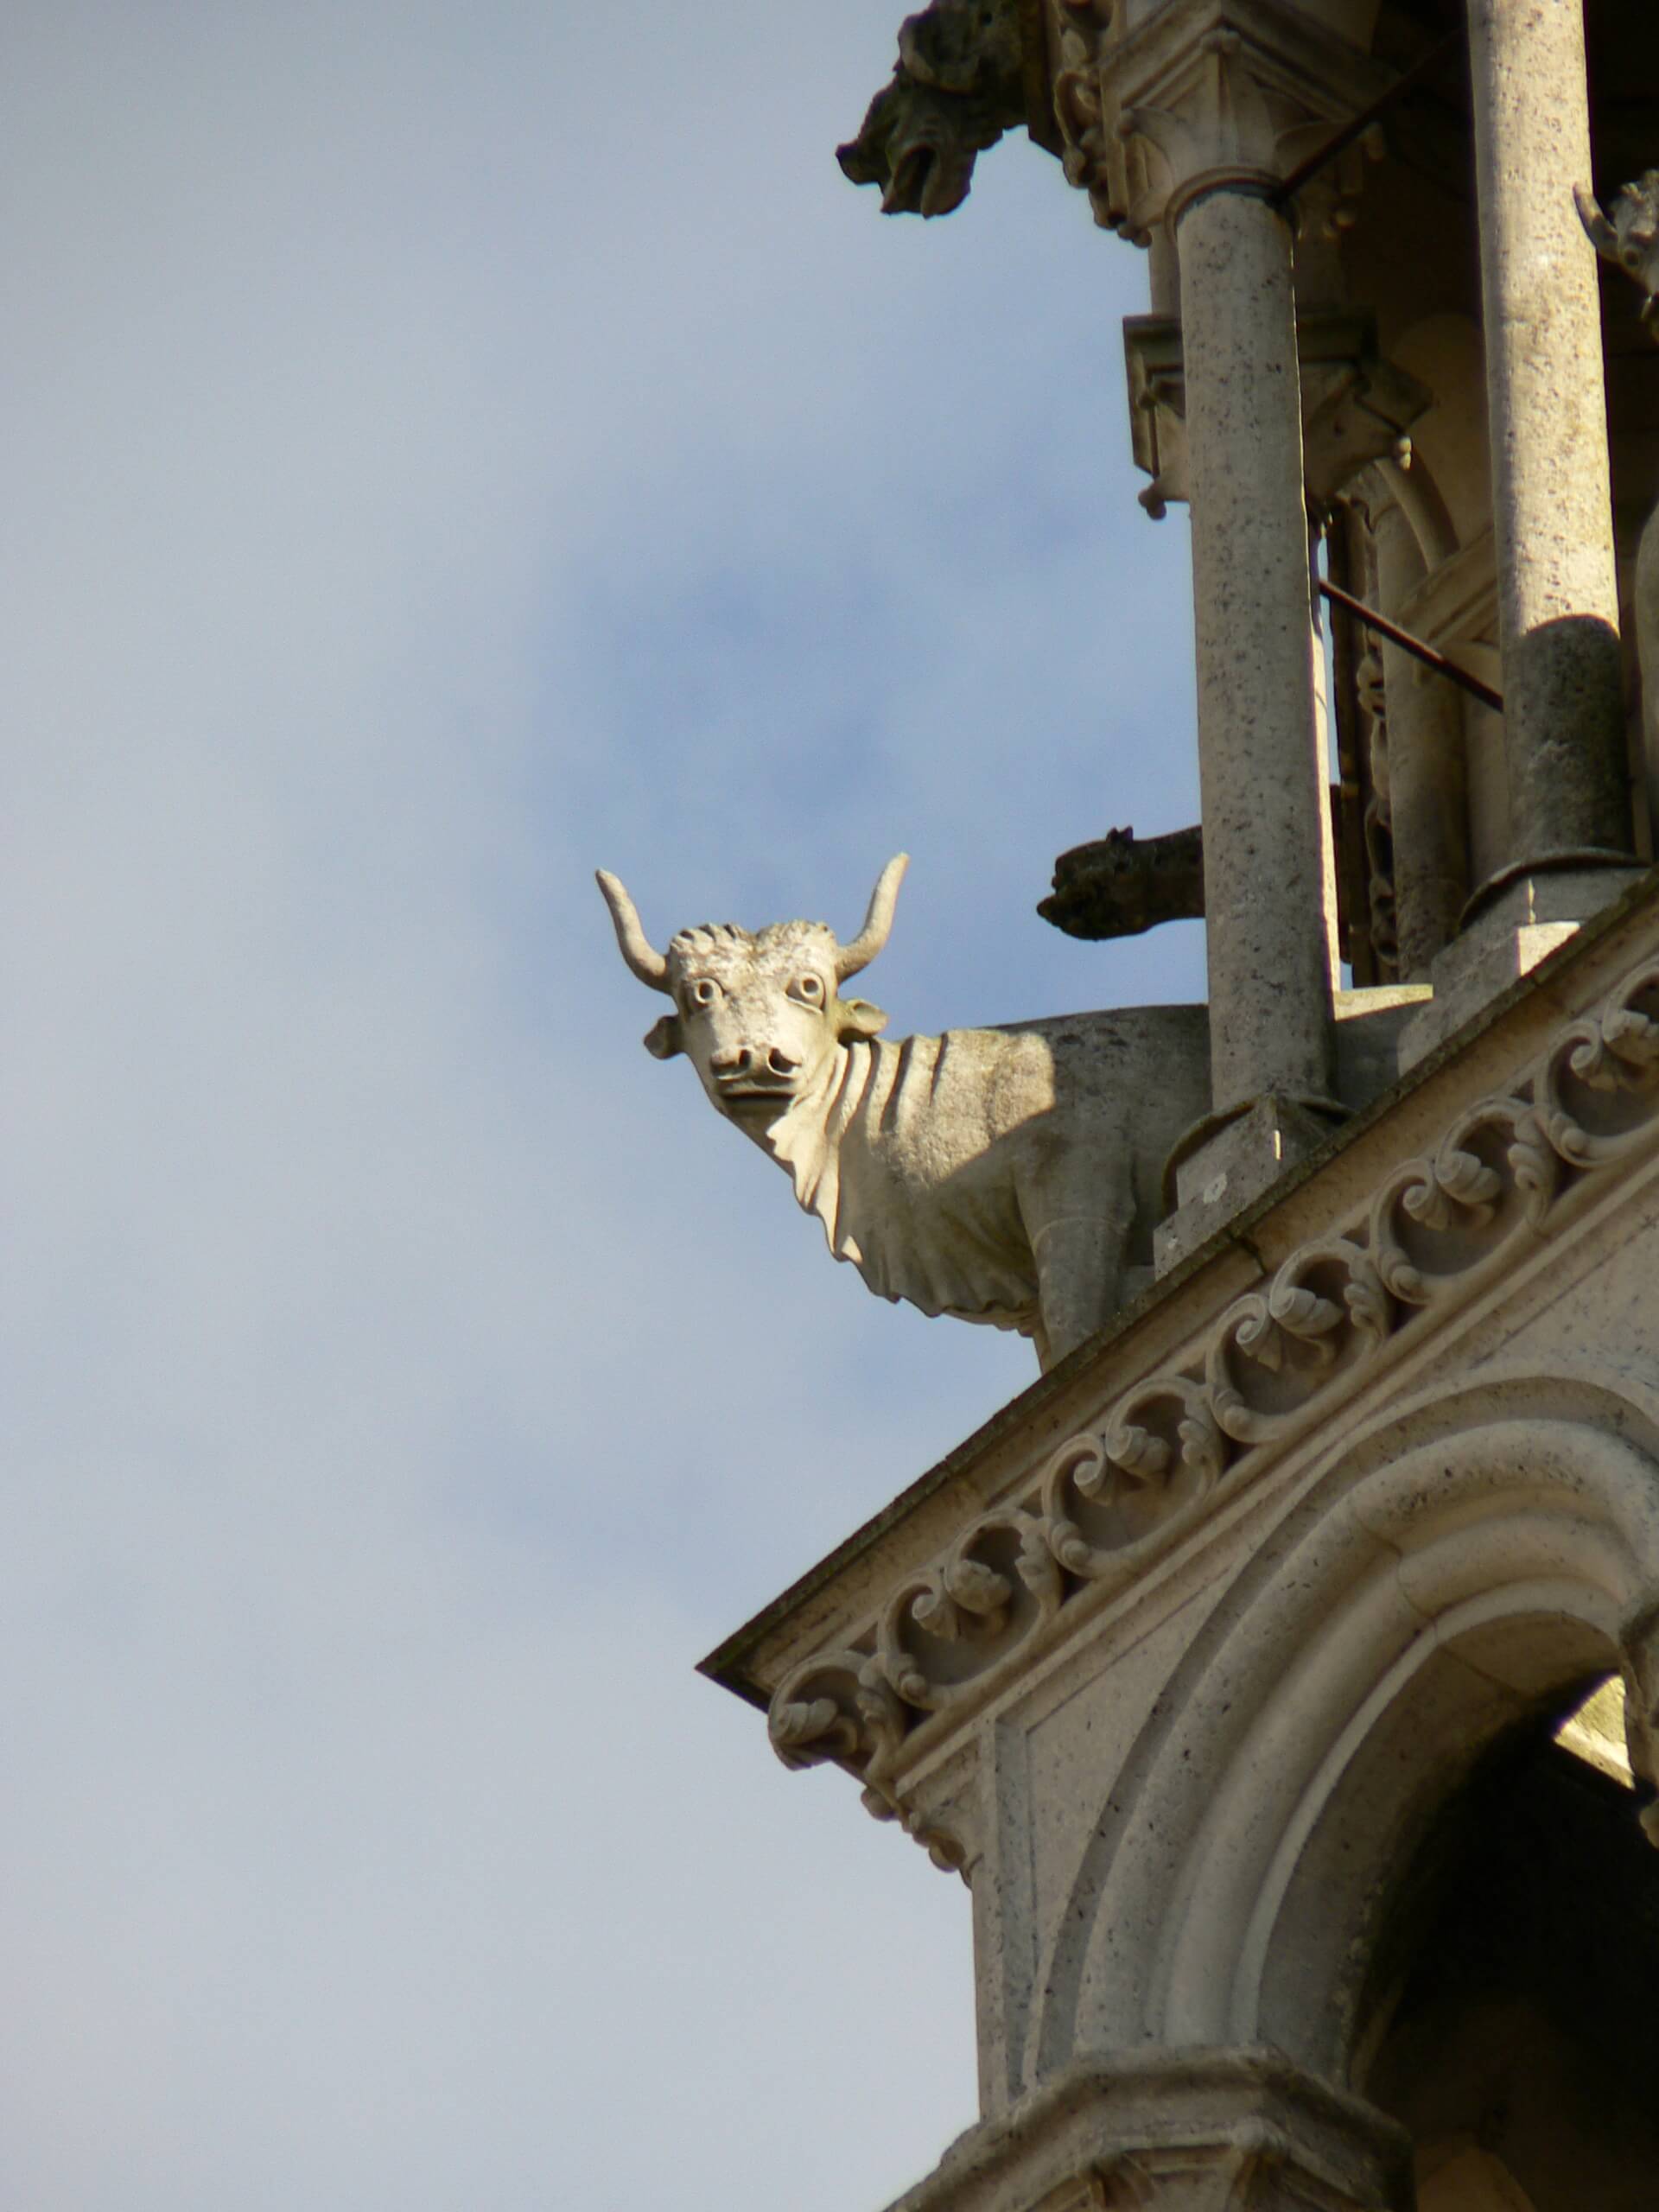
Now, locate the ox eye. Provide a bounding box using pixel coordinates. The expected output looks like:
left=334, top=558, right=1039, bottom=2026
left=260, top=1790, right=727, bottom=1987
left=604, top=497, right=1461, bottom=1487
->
left=687, top=977, right=721, bottom=1010
left=793, top=976, right=825, bottom=1006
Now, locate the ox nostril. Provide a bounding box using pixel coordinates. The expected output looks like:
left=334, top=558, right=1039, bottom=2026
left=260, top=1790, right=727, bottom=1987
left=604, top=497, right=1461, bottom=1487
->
left=766, top=1048, right=799, bottom=1077
left=713, top=1047, right=753, bottom=1075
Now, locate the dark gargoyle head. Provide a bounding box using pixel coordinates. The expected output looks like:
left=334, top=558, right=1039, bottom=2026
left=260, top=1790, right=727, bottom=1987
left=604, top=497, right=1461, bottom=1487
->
left=836, top=0, right=1027, bottom=219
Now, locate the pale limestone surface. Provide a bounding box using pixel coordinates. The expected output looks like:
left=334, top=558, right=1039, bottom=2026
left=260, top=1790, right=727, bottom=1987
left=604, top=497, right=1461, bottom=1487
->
left=879, top=2052, right=1411, bottom=2212
left=597, top=858, right=1213, bottom=1369
left=1178, top=185, right=1334, bottom=1119
left=709, top=882, right=1659, bottom=2211
left=1467, top=0, right=1629, bottom=866
left=600, top=864, right=1433, bottom=1369
left=690, top=6, right=1659, bottom=2207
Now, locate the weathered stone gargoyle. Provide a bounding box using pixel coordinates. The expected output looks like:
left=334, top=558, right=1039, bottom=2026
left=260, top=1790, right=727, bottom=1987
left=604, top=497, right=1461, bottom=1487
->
left=1039, top=824, right=1205, bottom=941
left=836, top=0, right=1027, bottom=219
left=596, top=856, right=1211, bottom=1369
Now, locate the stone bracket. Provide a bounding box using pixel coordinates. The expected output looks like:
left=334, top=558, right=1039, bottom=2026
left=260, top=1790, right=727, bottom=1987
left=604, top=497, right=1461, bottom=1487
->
left=1125, top=308, right=1430, bottom=517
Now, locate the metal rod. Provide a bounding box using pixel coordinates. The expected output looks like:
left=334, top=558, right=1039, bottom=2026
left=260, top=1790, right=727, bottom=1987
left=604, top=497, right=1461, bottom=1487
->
left=1319, top=577, right=1505, bottom=714
left=1271, top=29, right=1462, bottom=209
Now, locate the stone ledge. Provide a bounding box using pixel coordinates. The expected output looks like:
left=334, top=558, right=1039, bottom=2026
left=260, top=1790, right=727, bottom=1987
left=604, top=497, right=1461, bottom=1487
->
left=881, top=2050, right=1412, bottom=2212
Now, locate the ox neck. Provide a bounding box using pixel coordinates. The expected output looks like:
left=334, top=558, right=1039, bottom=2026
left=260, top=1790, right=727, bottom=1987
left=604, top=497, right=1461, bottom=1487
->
left=749, top=1046, right=852, bottom=1169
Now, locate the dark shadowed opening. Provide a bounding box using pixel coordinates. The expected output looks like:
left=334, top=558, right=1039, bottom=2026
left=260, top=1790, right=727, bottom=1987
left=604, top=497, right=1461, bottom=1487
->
left=1355, top=1695, right=1659, bottom=2211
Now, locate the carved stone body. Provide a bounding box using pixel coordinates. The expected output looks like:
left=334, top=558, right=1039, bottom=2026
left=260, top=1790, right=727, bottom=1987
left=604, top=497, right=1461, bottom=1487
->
left=597, top=857, right=1211, bottom=1369
left=748, top=1008, right=1209, bottom=1365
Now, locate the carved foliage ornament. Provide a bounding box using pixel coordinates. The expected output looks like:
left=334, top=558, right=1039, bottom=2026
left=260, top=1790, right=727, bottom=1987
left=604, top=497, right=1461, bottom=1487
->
left=768, top=955, right=1659, bottom=1833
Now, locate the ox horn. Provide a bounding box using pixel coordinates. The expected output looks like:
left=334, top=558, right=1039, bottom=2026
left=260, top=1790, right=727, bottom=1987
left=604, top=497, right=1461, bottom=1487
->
left=595, top=869, right=672, bottom=993
left=836, top=853, right=910, bottom=981
left=1575, top=183, right=1619, bottom=260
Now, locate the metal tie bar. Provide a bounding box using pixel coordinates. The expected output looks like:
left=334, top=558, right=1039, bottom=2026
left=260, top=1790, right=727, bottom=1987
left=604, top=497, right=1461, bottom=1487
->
left=1270, top=29, right=1463, bottom=210
left=1319, top=577, right=1504, bottom=714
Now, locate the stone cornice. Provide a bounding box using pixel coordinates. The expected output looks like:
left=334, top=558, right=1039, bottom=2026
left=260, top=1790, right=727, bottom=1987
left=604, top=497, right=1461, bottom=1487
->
left=702, top=875, right=1659, bottom=1852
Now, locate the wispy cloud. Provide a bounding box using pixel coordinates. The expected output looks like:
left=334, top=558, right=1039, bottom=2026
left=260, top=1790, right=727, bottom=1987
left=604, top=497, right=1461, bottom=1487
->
left=0, top=2, right=1201, bottom=2203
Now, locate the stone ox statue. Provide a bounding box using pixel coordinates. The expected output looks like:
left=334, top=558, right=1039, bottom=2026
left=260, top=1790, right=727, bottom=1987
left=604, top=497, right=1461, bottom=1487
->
left=597, top=856, right=1209, bottom=1369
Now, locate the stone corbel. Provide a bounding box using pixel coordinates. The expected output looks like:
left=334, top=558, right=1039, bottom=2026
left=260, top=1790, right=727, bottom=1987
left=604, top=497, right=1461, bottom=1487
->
left=767, top=1645, right=985, bottom=1878
left=1123, top=307, right=1428, bottom=518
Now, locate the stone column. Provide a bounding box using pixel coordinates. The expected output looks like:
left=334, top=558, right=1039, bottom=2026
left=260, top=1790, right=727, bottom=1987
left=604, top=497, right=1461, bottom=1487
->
left=1179, top=183, right=1336, bottom=1120
left=1467, top=0, right=1632, bottom=870
left=1370, top=495, right=1468, bottom=979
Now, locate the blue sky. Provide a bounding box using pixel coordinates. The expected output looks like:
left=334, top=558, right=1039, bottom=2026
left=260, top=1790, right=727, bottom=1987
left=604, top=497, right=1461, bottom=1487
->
left=0, top=3, right=1205, bottom=2205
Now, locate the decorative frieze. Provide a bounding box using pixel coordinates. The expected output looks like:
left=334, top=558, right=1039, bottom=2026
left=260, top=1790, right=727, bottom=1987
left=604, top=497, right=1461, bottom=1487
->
left=769, top=949, right=1659, bottom=1832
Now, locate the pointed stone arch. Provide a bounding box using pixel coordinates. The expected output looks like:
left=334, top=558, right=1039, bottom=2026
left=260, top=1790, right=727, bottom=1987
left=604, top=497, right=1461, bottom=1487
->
left=1033, top=1373, right=1659, bottom=2088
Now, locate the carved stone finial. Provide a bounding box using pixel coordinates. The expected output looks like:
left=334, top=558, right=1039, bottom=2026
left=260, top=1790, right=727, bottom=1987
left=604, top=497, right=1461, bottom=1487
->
left=837, top=0, right=1028, bottom=219
left=1576, top=172, right=1659, bottom=327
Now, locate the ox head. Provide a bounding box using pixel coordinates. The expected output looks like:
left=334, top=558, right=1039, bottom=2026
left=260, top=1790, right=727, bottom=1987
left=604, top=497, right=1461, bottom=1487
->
left=595, top=856, right=910, bottom=1127
left=1578, top=172, right=1659, bottom=324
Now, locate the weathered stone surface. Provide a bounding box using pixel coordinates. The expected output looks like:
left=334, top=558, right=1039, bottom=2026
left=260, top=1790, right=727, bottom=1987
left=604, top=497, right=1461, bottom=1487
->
left=879, top=2051, right=1413, bottom=2212
left=1581, top=169, right=1659, bottom=912
left=837, top=0, right=1029, bottom=219
left=1177, top=179, right=1334, bottom=1121
left=598, top=856, right=1215, bottom=1368
left=1467, top=0, right=1631, bottom=865
left=709, top=886, right=1659, bottom=2210
left=1367, top=496, right=1469, bottom=982
left=1039, top=825, right=1205, bottom=942
left=1395, top=863, right=1647, bottom=1073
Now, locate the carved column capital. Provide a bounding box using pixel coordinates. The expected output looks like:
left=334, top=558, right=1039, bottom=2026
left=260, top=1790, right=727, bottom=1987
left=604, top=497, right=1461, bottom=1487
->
left=1050, top=0, right=1387, bottom=244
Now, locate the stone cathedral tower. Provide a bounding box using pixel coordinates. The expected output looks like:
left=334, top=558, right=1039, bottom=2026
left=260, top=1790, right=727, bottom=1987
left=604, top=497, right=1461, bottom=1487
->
left=678, top=3, right=1659, bottom=2207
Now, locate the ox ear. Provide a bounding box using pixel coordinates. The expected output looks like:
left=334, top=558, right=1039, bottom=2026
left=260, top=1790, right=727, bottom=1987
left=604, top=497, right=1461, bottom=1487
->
left=644, top=1014, right=684, bottom=1060
left=837, top=997, right=888, bottom=1041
